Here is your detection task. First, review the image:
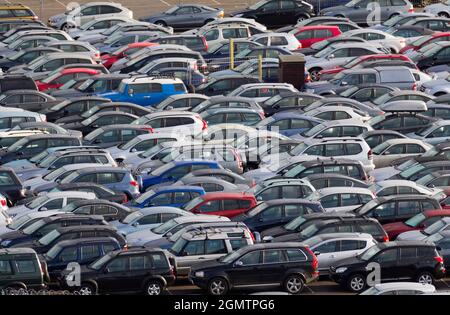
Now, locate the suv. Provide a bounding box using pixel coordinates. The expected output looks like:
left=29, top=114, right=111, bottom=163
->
left=59, top=248, right=175, bottom=295
left=198, top=23, right=253, bottom=46
left=189, top=242, right=318, bottom=295
left=329, top=241, right=445, bottom=292
left=98, top=76, right=186, bottom=106
left=0, top=248, right=48, bottom=291
left=273, top=217, right=388, bottom=243
left=167, top=226, right=254, bottom=276
left=247, top=178, right=315, bottom=202
left=228, top=83, right=299, bottom=103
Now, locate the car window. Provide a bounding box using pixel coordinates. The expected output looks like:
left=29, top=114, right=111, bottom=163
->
left=0, top=260, right=12, bottom=274
left=398, top=201, right=421, bottom=215
left=129, top=255, right=151, bottom=270
left=261, top=205, right=283, bottom=220
left=341, top=240, right=366, bottom=251
left=106, top=257, right=128, bottom=272
left=80, top=244, right=100, bottom=260
left=374, top=248, right=398, bottom=263
left=183, top=240, right=205, bottom=256
left=205, top=239, right=227, bottom=254
left=316, top=241, right=338, bottom=253
left=15, top=260, right=37, bottom=273
left=263, top=250, right=286, bottom=264
left=58, top=247, right=78, bottom=262
left=239, top=250, right=261, bottom=265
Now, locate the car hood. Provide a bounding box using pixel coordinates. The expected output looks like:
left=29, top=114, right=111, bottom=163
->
left=126, top=229, right=159, bottom=245
left=34, top=182, right=58, bottom=194
left=143, top=237, right=172, bottom=249
left=396, top=229, right=426, bottom=241
left=369, top=166, right=400, bottom=181
left=0, top=229, right=25, bottom=241
left=55, top=114, right=82, bottom=124
left=272, top=232, right=300, bottom=242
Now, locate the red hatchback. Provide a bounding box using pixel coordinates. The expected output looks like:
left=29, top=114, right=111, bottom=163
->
left=35, top=68, right=100, bottom=92
left=290, top=25, right=341, bottom=48
left=101, top=42, right=158, bottom=69
left=400, top=32, right=450, bottom=53
left=319, top=54, right=414, bottom=79
left=182, top=192, right=257, bottom=218
left=383, top=209, right=450, bottom=240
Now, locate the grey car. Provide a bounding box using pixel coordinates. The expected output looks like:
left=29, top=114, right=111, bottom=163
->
left=370, top=12, right=434, bottom=31
left=0, top=89, right=62, bottom=112
left=83, top=124, right=154, bottom=148
left=191, top=96, right=264, bottom=115
left=200, top=108, right=264, bottom=126
left=303, top=97, right=383, bottom=117
left=180, top=168, right=255, bottom=187
left=155, top=94, right=209, bottom=111
left=139, top=5, right=224, bottom=30
left=321, top=0, right=414, bottom=24
left=11, top=122, right=82, bottom=139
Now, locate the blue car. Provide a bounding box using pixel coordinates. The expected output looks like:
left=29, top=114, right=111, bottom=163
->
left=128, top=186, right=206, bottom=208
left=97, top=77, right=187, bottom=107
left=256, top=111, right=324, bottom=136
left=141, top=160, right=222, bottom=190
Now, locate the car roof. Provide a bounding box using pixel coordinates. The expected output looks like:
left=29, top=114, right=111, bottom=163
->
left=263, top=199, right=321, bottom=206
left=51, top=237, right=119, bottom=248
left=0, top=248, right=37, bottom=255
left=152, top=185, right=205, bottom=193
left=315, top=187, right=373, bottom=195
left=200, top=192, right=255, bottom=200
left=308, top=232, right=373, bottom=241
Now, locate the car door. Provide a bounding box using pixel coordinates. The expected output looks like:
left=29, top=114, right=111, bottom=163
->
left=227, top=249, right=262, bottom=286
left=126, top=254, right=153, bottom=291
left=255, top=0, right=281, bottom=26
left=176, top=240, right=205, bottom=275
left=313, top=240, right=340, bottom=272
left=370, top=247, right=400, bottom=280
left=256, top=205, right=283, bottom=230
left=97, top=256, right=130, bottom=293
left=258, top=249, right=287, bottom=285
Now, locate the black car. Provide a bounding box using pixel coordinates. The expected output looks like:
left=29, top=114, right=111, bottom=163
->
left=232, top=199, right=324, bottom=232
left=0, top=248, right=49, bottom=291
left=428, top=231, right=450, bottom=270
left=41, top=237, right=121, bottom=280
left=260, top=212, right=357, bottom=239
left=338, top=84, right=398, bottom=103
left=272, top=217, right=388, bottom=243
left=196, top=75, right=261, bottom=96
left=354, top=195, right=442, bottom=224
left=412, top=41, right=450, bottom=71
left=50, top=74, right=129, bottom=98
left=82, top=124, right=153, bottom=148
left=0, top=167, right=26, bottom=205
left=0, top=134, right=82, bottom=164
left=189, top=242, right=318, bottom=295
left=229, top=0, right=314, bottom=27
left=61, top=111, right=138, bottom=136
left=62, top=199, right=134, bottom=221
left=0, top=47, right=61, bottom=71
left=262, top=92, right=323, bottom=116
left=329, top=241, right=446, bottom=292
left=10, top=225, right=127, bottom=254
left=40, top=97, right=112, bottom=123
left=0, top=215, right=107, bottom=248
left=0, top=89, right=62, bottom=111
left=305, top=173, right=370, bottom=190
left=59, top=248, right=175, bottom=295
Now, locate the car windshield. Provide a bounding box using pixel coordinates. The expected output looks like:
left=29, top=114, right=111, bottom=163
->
left=59, top=202, right=79, bottom=213
left=405, top=213, right=426, bottom=228
left=30, top=150, right=51, bottom=163
left=165, top=6, right=179, bottom=14
left=303, top=235, right=325, bottom=248
left=140, top=144, right=164, bottom=158
left=101, top=24, right=121, bottom=36
left=359, top=245, right=381, bottom=260
left=60, top=170, right=81, bottom=183
left=345, top=0, right=362, bottom=7
left=22, top=219, right=46, bottom=235
left=8, top=213, right=32, bottom=229
left=151, top=162, right=176, bottom=176
left=313, top=46, right=335, bottom=58
left=289, top=143, right=309, bottom=156
left=410, top=35, right=432, bottom=47
left=104, top=33, right=122, bottom=45
left=169, top=237, right=187, bottom=255
left=423, top=219, right=447, bottom=236
left=45, top=244, right=62, bottom=260
left=84, top=128, right=105, bottom=141
left=422, top=44, right=443, bottom=57
left=37, top=155, right=58, bottom=168
left=219, top=247, right=246, bottom=263
left=399, top=164, right=425, bottom=179
left=264, top=94, right=283, bottom=106
left=249, top=0, right=267, bottom=10
left=284, top=216, right=306, bottom=231
left=89, top=253, right=113, bottom=270
left=299, top=223, right=319, bottom=239
left=133, top=190, right=156, bottom=204
left=415, top=124, right=434, bottom=137
left=152, top=218, right=179, bottom=235
left=356, top=199, right=379, bottom=214
left=311, top=39, right=331, bottom=51
left=38, top=230, right=61, bottom=245
left=182, top=196, right=205, bottom=211
left=416, top=174, right=435, bottom=186
left=121, top=211, right=143, bottom=224
left=372, top=142, right=391, bottom=155
left=300, top=123, right=325, bottom=137
left=372, top=92, right=393, bottom=105
left=7, top=137, right=28, bottom=152
left=245, top=202, right=267, bottom=217
left=382, top=14, right=404, bottom=27
left=43, top=167, right=68, bottom=181
left=235, top=48, right=252, bottom=58
left=77, top=79, right=95, bottom=92
left=426, top=232, right=444, bottom=244
left=26, top=196, right=49, bottom=209
left=421, top=147, right=439, bottom=158
left=339, top=86, right=359, bottom=97
left=9, top=50, right=26, bottom=61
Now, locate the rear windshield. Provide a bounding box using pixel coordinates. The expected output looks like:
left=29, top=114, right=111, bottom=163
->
left=0, top=78, right=36, bottom=92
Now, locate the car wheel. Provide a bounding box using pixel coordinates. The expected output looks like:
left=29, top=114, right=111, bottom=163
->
left=155, top=20, right=167, bottom=27
left=296, top=15, right=308, bottom=22
left=283, top=274, right=305, bottom=294
left=347, top=274, right=366, bottom=293
left=416, top=271, right=434, bottom=285
left=144, top=280, right=163, bottom=295
left=207, top=277, right=229, bottom=295
left=78, top=283, right=96, bottom=295
left=438, top=12, right=450, bottom=18
left=309, top=68, right=322, bottom=81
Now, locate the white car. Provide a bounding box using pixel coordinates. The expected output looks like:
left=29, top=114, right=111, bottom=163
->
left=125, top=214, right=230, bottom=246
left=45, top=40, right=101, bottom=61
left=369, top=180, right=446, bottom=200
left=197, top=23, right=252, bottom=46
left=397, top=217, right=450, bottom=241
left=227, top=83, right=299, bottom=103
left=304, top=106, right=371, bottom=122
left=250, top=32, right=302, bottom=51
left=48, top=2, right=133, bottom=31
left=67, top=16, right=136, bottom=39
left=307, top=187, right=375, bottom=212
left=341, top=29, right=406, bottom=53
left=304, top=233, right=377, bottom=275
left=423, top=0, right=450, bottom=18
left=203, top=123, right=257, bottom=144
left=372, top=139, right=432, bottom=168
left=6, top=191, right=96, bottom=218
left=360, top=282, right=436, bottom=295
left=292, top=119, right=373, bottom=142
left=0, top=107, right=46, bottom=132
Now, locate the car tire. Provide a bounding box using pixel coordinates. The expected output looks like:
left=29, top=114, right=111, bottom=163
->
left=347, top=274, right=366, bottom=293
left=144, top=280, right=163, bottom=295
left=296, top=14, right=309, bottom=22
left=416, top=271, right=434, bottom=285
left=155, top=20, right=167, bottom=27
left=283, top=274, right=305, bottom=294
left=438, top=12, right=450, bottom=18
left=207, top=277, right=229, bottom=295
left=309, top=67, right=322, bottom=81
left=78, top=283, right=96, bottom=295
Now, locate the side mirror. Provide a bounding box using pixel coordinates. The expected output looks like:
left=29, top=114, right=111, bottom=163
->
left=40, top=207, right=48, bottom=212
left=49, top=165, right=56, bottom=170
left=182, top=250, right=189, bottom=256
left=128, top=89, right=134, bottom=96
left=91, top=124, right=99, bottom=129
left=258, top=216, right=264, bottom=222
left=234, top=260, right=243, bottom=267
left=436, top=246, right=442, bottom=251
left=328, top=54, right=335, bottom=60
left=89, top=26, right=94, bottom=30
left=103, top=268, right=109, bottom=274
left=262, top=235, right=274, bottom=242
left=17, top=152, right=24, bottom=156
left=167, top=106, right=174, bottom=110
left=314, top=251, right=321, bottom=256
left=429, top=184, right=435, bottom=188
left=315, top=134, right=323, bottom=139
left=341, top=81, right=348, bottom=86
left=373, top=212, right=379, bottom=218
left=130, top=148, right=137, bottom=153
left=256, top=195, right=263, bottom=201
left=93, top=139, right=102, bottom=144
left=253, top=231, right=261, bottom=243
left=166, top=232, right=173, bottom=237
left=384, top=150, right=391, bottom=155
left=132, top=222, right=139, bottom=227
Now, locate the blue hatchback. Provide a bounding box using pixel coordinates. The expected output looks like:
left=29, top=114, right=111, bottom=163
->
left=141, top=160, right=223, bottom=190
left=256, top=111, right=324, bottom=136
left=128, top=186, right=206, bottom=208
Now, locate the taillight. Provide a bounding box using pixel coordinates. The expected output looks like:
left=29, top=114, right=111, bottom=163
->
left=143, top=127, right=154, bottom=133
left=122, top=194, right=128, bottom=203
left=194, top=63, right=198, bottom=71
left=202, top=36, right=208, bottom=52
left=130, top=180, right=138, bottom=187
left=95, top=53, right=100, bottom=59
left=368, top=149, right=373, bottom=160
left=303, top=246, right=318, bottom=271
left=383, top=235, right=389, bottom=243
left=408, top=6, right=414, bottom=12
left=251, top=180, right=257, bottom=187
left=297, top=43, right=302, bottom=49
left=305, top=74, right=312, bottom=82
left=0, top=199, right=6, bottom=207
left=435, top=255, right=444, bottom=264
left=259, top=112, right=266, bottom=120
left=201, top=119, right=208, bottom=130
left=123, top=244, right=128, bottom=250
left=412, top=83, right=417, bottom=90
left=218, top=11, right=224, bottom=18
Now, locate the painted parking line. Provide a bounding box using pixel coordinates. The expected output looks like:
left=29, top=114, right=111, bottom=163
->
left=54, top=0, right=68, bottom=7
left=3, top=0, right=11, bottom=4
left=160, top=0, right=171, bottom=7
left=211, top=0, right=221, bottom=4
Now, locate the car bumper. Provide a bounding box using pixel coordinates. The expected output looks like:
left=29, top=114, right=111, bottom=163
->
left=188, top=274, right=209, bottom=289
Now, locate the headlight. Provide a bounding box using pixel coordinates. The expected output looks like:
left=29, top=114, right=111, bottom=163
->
left=195, top=271, right=205, bottom=278
left=1, top=240, right=11, bottom=247
left=335, top=267, right=347, bottom=273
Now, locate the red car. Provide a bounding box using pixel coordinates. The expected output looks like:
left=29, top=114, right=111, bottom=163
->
left=35, top=68, right=101, bottom=92
left=101, top=42, right=158, bottom=69
left=183, top=192, right=257, bottom=218
left=319, top=54, right=414, bottom=79
left=383, top=209, right=450, bottom=240
left=290, top=25, right=341, bottom=48
left=400, top=32, right=450, bottom=53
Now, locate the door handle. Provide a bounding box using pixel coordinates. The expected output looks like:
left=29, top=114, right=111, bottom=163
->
left=143, top=96, right=151, bottom=98
left=330, top=255, right=335, bottom=258
left=198, top=257, right=205, bottom=259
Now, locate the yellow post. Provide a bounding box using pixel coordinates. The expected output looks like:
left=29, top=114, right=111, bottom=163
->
left=258, top=54, right=263, bottom=81
left=229, top=38, right=234, bottom=70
